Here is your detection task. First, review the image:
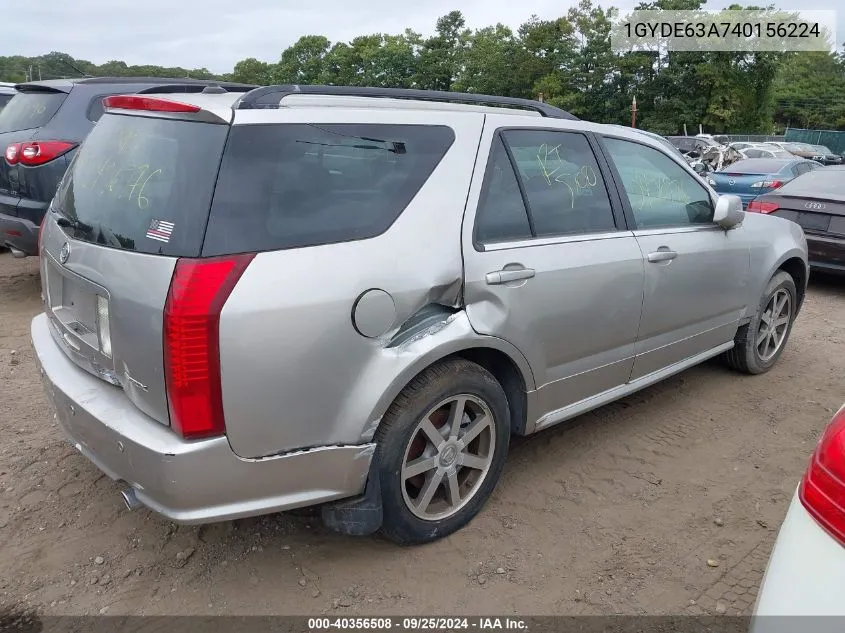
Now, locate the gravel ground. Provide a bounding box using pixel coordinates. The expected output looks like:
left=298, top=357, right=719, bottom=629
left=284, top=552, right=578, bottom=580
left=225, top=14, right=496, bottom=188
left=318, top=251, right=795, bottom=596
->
left=0, top=251, right=843, bottom=617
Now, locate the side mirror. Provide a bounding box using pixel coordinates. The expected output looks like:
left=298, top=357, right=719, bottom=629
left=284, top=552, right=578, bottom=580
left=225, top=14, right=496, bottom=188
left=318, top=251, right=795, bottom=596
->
left=692, top=162, right=707, bottom=174
left=713, top=194, right=744, bottom=229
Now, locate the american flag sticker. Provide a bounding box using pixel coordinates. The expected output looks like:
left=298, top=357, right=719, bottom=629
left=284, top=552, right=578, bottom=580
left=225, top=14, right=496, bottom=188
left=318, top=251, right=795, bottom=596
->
left=146, top=219, right=174, bottom=243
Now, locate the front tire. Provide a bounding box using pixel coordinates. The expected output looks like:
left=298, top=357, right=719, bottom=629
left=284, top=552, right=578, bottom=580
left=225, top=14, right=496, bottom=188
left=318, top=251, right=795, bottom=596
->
left=375, top=359, right=510, bottom=545
left=724, top=271, right=797, bottom=374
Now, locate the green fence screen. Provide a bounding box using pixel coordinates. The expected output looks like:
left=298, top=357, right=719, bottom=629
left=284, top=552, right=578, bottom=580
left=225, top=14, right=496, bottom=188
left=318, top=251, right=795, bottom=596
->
left=784, top=128, right=845, bottom=155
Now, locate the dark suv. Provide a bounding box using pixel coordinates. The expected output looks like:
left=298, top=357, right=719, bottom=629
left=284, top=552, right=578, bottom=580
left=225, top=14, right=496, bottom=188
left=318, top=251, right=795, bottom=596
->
left=0, top=77, right=254, bottom=256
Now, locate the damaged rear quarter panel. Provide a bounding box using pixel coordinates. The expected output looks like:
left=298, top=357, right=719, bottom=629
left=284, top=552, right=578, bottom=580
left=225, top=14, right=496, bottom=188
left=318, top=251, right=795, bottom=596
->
left=216, top=110, right=488, bottom=459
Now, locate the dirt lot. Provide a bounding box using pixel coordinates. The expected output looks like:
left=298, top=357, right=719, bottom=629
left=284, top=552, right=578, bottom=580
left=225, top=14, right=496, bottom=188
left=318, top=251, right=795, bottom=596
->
left=0, top=250, right=843, bottom=618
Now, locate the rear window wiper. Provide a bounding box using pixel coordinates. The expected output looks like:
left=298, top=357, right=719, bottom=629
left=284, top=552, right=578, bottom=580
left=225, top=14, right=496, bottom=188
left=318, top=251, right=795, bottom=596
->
left=52, top=206, right=92, bottom=233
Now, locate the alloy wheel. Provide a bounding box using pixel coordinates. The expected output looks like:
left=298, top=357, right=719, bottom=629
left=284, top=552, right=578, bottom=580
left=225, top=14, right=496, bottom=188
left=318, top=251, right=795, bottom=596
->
left=756, top=288, right=792, bottom=362
left=400, top=394, right=496, bottom=521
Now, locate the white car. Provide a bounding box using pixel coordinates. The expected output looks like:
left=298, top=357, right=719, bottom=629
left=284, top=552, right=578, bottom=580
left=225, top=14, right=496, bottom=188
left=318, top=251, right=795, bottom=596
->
left=0, top=82, right=16, bottom=112
left=753, top=403, right=845, bottom=621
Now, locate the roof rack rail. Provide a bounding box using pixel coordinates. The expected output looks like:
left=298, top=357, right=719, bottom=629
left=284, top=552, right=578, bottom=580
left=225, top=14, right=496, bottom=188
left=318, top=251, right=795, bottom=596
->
left=234, top=85, right=578, bottom=120
left=137, top=81, right=256, bottom=95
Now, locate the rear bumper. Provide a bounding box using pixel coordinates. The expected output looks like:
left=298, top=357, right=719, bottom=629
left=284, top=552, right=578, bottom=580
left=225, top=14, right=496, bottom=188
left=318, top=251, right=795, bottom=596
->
left=807, top=233, right=845, bottom=275
left=31, top=313, right=373, bottom=523
left=752, top=491, right=845, bottom=618
left=0, top=211, right=38, bottom=255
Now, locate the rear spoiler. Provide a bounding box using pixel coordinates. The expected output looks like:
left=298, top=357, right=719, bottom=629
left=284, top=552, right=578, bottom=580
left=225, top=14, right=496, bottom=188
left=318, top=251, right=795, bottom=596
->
left=102, top=95, right=232, bottom=125
left=13, top=83, right=71, bottom=94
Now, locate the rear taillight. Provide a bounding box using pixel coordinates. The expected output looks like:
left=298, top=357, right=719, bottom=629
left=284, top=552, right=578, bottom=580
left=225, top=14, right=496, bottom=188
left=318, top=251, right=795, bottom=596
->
left=750, top=180, right=783, bottom=189
left=103, top=95, right=201, bottom=113
left=5, top=141, right=76, bottom=166
left=800, top=406, right=845, bottom=546
left=747, top=200, right=779, bottom=214
left=163, top=254, right=254, bottom=440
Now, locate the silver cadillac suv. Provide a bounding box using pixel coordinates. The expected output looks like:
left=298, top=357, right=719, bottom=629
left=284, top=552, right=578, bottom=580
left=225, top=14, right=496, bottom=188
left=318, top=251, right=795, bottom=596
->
left=32, top=85, right=809, bottom=544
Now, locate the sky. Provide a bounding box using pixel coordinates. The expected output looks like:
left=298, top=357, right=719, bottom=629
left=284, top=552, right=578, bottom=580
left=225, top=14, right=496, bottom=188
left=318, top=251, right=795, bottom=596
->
left=4, top=0, right=842, bottom=74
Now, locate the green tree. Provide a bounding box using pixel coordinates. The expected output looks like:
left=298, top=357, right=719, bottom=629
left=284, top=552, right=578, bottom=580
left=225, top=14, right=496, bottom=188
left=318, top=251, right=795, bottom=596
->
left=772, top=51, right=845, bottom=129
left=277, top=35, right=331, bottom=84
left=416, top=11, right=466, bottom=91
left=453, top=24, right=531, bottom=97
left=230, top=58, right=274, bottom=85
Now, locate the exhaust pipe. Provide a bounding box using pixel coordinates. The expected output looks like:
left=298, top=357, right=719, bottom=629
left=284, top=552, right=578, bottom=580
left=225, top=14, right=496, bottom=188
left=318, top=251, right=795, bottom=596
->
left=121, top=488, right=143, bottom=511
left=9, top=247, right=27, bottom=259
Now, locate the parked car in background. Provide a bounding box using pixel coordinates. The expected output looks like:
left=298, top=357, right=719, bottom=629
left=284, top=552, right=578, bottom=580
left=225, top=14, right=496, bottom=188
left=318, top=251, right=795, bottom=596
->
left=710, top=158, right=821, bottom=208
left=0, top=82, right=16, bottom=112
left=667, top=135, right=721, bottom=155
left=730, top=141, right=768, bottom=151
left=32, top=85, right=808, bottom=545
left=739, top=147, right=794, bottom=159
left=753, top=403, right=845, bottom=618
left=747, top=165, right=845, bottom=275
left=767, top=141, right=835, bottom=164
left=807, top=144, right=842, bottom=166
left=0, top=77, right=255, bottom=257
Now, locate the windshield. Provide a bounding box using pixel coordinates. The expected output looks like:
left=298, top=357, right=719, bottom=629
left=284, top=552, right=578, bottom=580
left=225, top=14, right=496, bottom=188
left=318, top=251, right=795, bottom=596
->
left=52, top=113, right=228, bottom=256
left=0, top=89, right=67, bottom=133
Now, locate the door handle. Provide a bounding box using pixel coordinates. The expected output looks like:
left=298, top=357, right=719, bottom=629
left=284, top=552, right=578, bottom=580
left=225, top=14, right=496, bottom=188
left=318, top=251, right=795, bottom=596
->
left=485, top=268, right=536, bottom=285
left=647, top=249, right=678, bottom=263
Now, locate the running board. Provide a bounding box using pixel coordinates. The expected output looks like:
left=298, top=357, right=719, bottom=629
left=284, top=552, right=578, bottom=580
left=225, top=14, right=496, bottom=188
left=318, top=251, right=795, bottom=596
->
left=530, top=341, right=734, bottom=434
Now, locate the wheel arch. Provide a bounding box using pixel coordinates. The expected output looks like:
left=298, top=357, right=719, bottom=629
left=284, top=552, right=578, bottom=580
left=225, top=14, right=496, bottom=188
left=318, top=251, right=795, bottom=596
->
left=365, top=315, right=536, bottom=441
left=776, top=255, right=808, bottom=313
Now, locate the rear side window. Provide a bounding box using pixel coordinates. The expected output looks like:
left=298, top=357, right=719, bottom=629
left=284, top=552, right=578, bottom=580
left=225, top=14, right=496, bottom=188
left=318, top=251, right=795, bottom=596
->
left=52, top=113, right=229, bottom=256
left=0, top=93, right=13, bottom=112
left=202, top=124, right=455, bottom=256
left=0, top=90, right=67, bottom=133
left=503, top=129, right=616, bottom=237
left=474, top=137, right=532, bottom=243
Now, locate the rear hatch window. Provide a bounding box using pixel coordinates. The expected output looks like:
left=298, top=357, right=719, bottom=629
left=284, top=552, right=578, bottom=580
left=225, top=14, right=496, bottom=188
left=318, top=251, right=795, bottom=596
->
left=52, top=113, right=229, bottom=257
left=53, top=116, right=454, bottom=257
left=202, top=123, right=455, bottom=256
left=0, top=88, right=67, bottom=133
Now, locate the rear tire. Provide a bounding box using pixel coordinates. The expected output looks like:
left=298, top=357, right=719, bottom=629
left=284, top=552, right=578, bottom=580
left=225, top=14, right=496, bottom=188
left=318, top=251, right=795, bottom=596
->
left=723, top=271, right=796, bottom=375
left=375, top=359, right=510, bottom=545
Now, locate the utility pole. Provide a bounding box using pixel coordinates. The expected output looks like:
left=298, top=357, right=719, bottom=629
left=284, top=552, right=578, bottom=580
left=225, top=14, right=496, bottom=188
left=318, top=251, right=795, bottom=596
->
left=630, top=95, right=637, bottom=128
left=537, top=92, right=544, bottom=103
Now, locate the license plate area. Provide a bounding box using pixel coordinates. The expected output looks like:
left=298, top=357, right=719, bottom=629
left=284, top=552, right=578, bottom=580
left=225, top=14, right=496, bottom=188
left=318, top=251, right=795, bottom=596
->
left=43, top=252, right=113, bottom=370
left=796, top=212, right=831, bottom=233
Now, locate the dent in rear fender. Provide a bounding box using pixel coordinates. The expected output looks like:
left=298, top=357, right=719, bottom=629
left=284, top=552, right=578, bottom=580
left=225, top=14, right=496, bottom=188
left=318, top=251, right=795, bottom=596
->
left=353, top=310, right=535, bottom=442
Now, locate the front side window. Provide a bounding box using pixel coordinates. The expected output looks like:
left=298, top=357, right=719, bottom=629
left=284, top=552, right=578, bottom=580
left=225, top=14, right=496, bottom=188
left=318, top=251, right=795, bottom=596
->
left=502, top=130, right=616, bottom=237
left=602, top=137, right=714, bottom=229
